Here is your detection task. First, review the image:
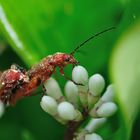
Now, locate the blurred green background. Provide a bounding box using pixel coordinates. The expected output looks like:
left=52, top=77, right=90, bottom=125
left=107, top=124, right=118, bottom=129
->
left=0, top=0, right=140, bottom=140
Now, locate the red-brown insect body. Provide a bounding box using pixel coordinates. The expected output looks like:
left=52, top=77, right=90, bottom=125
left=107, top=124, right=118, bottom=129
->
left=0, top=67, right=29, bottom=104
left=50, top=53, right=77, bottom=67
left=0, top=53, right=77, bottom=105
left=28, top=53, right=77, bottom=82
left=0, top=27, right=115, bottom=105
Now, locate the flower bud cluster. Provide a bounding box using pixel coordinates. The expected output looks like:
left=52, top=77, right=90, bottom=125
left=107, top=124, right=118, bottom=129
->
left=40, top=65, right=117, bottom=140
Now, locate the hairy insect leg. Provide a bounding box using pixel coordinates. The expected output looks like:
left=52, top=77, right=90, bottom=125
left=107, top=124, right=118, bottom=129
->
left=11, top=64, right=26, bottom=73
left=59, top=67, right=83, bottom=86
left=27, top=83, right=46, bottom=97
left=42, top=84, right=47, bottom=95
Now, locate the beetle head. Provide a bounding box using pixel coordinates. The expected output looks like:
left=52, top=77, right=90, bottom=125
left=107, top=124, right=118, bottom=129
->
left=52, top=53, right=79, bottom=67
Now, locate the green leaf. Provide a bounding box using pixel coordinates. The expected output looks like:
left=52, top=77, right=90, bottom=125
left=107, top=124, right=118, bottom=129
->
left=0, top=0, right=121, bottom=68
left=21, top=129, right=35, bottom=140
left=110, top=20, right=140, bottom=139
left=0, top=1, right=124, bottom=140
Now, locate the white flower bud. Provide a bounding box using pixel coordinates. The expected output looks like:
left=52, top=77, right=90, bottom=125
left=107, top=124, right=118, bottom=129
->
left=101, top=84, right=115, bottom=102
left=65, top=81, right=79, bottom=106
left=85, top=118, right=107, bottom=133
left=85, top=133, right=103, bottom=140
left=40, top=96, right=58, bottom=115
left=58, top=102, right=82, bottom=121
left=72, top=66, right=89, bottom=107
left=44, top=78, right=63, bottom=100
left=89, top=74, right=105, bottom=96
left=0, top=101, right=4, bottom=118
left=72, top=66, right=88, bottom=85
left=96, top=102, right=117, bottom=117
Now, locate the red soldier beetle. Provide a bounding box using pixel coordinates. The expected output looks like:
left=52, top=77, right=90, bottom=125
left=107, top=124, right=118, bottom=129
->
left=0, top=27, right=115, bottom=105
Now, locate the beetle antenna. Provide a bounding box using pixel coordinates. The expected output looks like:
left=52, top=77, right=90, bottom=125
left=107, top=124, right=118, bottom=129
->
left=70, top=27, right=116, bottom=55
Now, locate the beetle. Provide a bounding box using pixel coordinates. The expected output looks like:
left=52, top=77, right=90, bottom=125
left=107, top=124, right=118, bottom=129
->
left=0, top=64, right=29, bottom=104
left=0, top=27, right=115, bottom=105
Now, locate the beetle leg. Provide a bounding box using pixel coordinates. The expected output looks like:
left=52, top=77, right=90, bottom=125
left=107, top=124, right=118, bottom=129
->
left=11, top=64, right=26, bottom=73
left=42, top=84, right=47, bottom=95
left=59, top=67, right=83, bottom=86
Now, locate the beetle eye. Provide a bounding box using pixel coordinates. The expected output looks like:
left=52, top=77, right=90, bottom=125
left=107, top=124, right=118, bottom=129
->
left=65, top=57, right=70, bottom=62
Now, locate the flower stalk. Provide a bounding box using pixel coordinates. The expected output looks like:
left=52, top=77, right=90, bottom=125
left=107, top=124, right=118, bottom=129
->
left=40, top=65, right=117, bottom=140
